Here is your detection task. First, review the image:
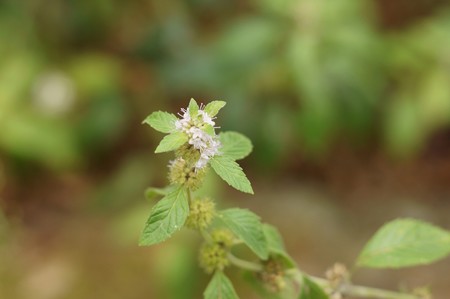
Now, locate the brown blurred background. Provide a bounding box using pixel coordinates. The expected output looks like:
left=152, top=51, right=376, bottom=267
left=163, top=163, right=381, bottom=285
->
left=1, top=0, right=450, bottom=298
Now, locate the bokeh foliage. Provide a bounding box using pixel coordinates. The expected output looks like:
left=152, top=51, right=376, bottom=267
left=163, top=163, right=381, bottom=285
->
left=0, top=0, right=449, bottom=170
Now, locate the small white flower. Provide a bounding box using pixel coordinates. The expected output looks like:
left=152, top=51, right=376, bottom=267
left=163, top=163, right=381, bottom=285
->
left=175, top=110, right=190, bottom=130
left=195, top=157, right=209, bottom=169
left=198, top=110, right=215, bottom=126
left=175, top=103, right=221, bottom=169
left=180, top=107, right=190, bottom=119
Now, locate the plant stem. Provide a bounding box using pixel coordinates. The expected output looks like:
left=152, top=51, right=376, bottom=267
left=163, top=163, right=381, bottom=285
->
left=342, top=284, right=420, bottom=299
left=187, top=188, right=193, bottom=207
left=286, top=269, right=420, bottom=299
left=227, top=253, right=263, bottom=272
left=201, top=229, right=214, bottom=243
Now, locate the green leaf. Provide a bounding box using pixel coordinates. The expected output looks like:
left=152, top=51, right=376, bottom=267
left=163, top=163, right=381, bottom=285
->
left=357, top=218, right=450, bottom=268
left=219, top=131, right=253, bottom=161
left=142, top=111, right=177, bottom=133
left=263, top=224, right=285, bottom=253
left=145, top=186, right=174, bottom=201
left=299, top=276, right=328, bottom=299
left=210, top=155, right=253, bottom=194
left=139, top=187, right=189, bottom=246
left=204, top=101, right=226, bottom=117
left=204, top=271, right=239, bottom=299
left=263, top=224, right=296, bottom=268
left=220, top=208, right=269, bottom=259
left=155, top=131, right=188, bottom=153
left=189, top=98, right=199, bottom=118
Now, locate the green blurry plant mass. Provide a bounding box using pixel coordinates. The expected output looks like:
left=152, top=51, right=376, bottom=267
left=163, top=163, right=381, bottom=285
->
left=1, top=0, right=450, bottom=168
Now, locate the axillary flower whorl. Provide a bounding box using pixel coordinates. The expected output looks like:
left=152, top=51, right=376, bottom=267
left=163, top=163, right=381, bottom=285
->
left=174, top=100, right=221, bottom=170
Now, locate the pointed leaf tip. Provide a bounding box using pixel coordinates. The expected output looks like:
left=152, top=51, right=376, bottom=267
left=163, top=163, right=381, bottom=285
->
left=210, top=155, right=253, bottom=194
left=189, top=98, right=199, bottom=118
left=139, top=187, right=189, bottom=246
left=204, top=271, right=239, bottom=299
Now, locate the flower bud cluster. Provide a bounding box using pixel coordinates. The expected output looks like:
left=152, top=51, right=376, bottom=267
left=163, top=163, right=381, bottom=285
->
left=211, top=229, right=235, bottom=248
left=258, top=257, right=287, bottom=293
left=199, top=242, right=230, bottom=274
left=168, top=157, right=208, bottom=190
left=174, top=105, right=221, bottom=170
left=198, top=229, right=235, bottom=274
left=186, top=197, right=216, bottom=230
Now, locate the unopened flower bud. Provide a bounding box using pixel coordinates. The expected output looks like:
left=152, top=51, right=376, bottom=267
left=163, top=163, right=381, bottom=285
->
left=325, top=263, right=349, bottom=290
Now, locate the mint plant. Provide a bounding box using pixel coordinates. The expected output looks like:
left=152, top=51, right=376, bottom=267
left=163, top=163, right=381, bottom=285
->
left=141, top=99, right=450, bottom=299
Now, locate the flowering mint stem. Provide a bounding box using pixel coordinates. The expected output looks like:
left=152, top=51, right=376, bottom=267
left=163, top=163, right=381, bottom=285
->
left=227, top=253, right=263, bottom=272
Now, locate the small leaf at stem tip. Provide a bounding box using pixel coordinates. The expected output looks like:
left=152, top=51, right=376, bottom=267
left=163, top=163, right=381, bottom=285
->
left=204, top=101, right=226, bottom=117
left=155, top=131, right=188, bottom=153
left=356, top=218, right=450, bottom=269
left=220, top=208, right=269, bottom=260
left=204, top=271, right=240, bottom=299
left=189, top=98, right=199, bottom=118
left=142, top=111, right=177, bottom=133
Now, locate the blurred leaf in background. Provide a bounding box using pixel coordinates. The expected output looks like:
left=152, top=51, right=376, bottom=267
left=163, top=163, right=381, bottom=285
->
left=384, top=14, right=450, bottom=157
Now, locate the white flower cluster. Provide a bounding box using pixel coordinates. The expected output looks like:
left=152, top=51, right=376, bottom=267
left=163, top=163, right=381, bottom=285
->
left=175, top=106, right=221, bottom=169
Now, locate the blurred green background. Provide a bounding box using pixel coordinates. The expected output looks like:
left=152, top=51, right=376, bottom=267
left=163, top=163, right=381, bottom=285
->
left=1, top=0, right=450, bottom=298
